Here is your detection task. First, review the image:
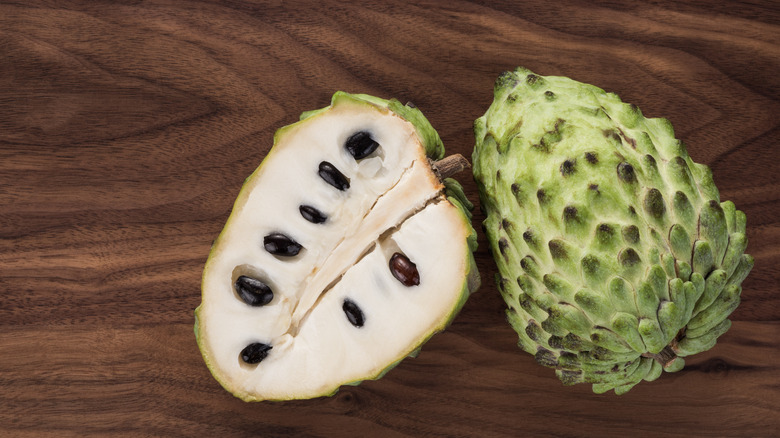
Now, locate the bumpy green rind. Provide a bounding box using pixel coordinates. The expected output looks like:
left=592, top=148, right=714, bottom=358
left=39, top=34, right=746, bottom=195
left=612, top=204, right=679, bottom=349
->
left=473, top=67, right=752, bottom=394
left=196, top=91, right=479, bottom=401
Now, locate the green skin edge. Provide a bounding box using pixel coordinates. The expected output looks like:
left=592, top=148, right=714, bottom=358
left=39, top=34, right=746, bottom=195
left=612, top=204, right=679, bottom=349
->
left=194, top=91, right=480, bottom=402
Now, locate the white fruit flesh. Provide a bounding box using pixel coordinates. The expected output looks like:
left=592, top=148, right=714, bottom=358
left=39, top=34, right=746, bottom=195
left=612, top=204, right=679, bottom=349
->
left=197, top=98, right=472, bottom=400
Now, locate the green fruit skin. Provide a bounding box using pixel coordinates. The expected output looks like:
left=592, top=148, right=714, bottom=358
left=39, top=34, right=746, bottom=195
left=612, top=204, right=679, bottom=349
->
left=195, top=91, right=480, bottom=401
left=473, top=67, right=753, bottom=394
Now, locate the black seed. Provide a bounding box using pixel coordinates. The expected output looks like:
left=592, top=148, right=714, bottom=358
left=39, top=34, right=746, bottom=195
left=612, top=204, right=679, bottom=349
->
left=235, top=276, right=273, bottom=306
left=619, top=248, right=641, bottom=267
left=511, top=183, right=520, bottom=195
left=318, top=161, right=350, bottom=191
left=526, top=74, right=540, bottom=84
left=536, top=189, right=547, bottom=204
left=501, top=219, right=511, bottom=230
left=241, top=342, right=272, bottom=364
left=584, top=152, right=598, bottom=164
left=588, top=183, right=599, bottom=192
left=345, top=131, right=379, bottom=160
left=544, top=90, right=556, bottom=100
left=622, top=225, right=640, bottom=244
left=617, top=162, right=636, bottom=183
left=299, top=205, right=327, bottom=224
left=560, top=159, right=576, bottom=176
left=496, top=170, right=501, bottom=180
left=264, top=233, right=303, bottom=257
left=343, top=299, right=365, bottom=327
left=628, top=206, right=637, bottom=216
left=389, top=252, right=420, bottom=287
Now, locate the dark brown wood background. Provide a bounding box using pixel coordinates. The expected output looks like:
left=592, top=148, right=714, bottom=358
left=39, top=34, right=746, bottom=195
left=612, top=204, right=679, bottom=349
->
left=1, top=1, right=778, bottom=436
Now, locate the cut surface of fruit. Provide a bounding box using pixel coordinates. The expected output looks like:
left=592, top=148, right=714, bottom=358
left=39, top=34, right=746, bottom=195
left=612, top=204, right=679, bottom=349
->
left=195, top=92, right=479, bottom=401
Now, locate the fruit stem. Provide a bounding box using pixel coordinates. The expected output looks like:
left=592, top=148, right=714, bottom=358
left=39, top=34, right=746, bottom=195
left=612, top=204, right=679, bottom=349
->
left=432, top=154, right=471, bottom=179
left=642, top=345, right=677, bottom=367
left=641, top=328, right=684, bottom=367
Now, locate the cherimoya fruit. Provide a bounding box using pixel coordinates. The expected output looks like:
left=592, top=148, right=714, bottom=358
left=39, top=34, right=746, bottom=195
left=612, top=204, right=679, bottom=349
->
left=473, top=67, right=753, bottom=394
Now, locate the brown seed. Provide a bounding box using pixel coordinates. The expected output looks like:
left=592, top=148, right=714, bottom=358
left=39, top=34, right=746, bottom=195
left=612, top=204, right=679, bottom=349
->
left=389, top=252, right=420, bottom=286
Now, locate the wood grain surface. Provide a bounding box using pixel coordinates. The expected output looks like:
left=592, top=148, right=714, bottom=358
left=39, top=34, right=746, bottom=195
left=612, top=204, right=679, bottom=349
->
left=1, top=1, right=778, bottom=436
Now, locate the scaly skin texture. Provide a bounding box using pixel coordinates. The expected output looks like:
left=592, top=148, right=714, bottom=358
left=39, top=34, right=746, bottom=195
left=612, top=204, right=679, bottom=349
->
left=473, top=67, right=753, bottom=394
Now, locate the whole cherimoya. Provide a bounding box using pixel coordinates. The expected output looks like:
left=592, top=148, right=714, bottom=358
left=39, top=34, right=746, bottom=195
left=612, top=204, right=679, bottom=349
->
left=196, top=92, right=479, bottom=401
left=473, top=67, right=753, bottom=394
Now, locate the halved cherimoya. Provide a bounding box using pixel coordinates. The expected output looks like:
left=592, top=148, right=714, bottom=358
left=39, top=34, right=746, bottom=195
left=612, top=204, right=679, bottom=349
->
left=195, top=92, right=480, bottom=401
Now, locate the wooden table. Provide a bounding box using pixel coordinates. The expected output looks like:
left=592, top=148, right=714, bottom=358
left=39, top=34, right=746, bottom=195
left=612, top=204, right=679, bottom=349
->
left=2, top=1, right=778, bottom=436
